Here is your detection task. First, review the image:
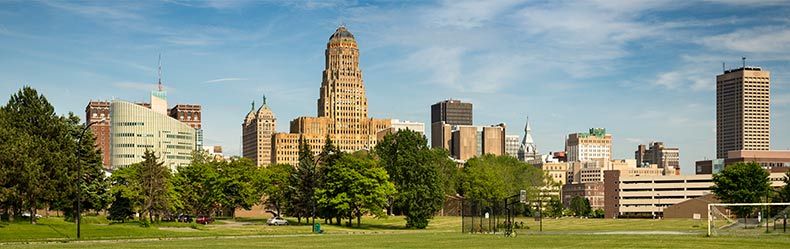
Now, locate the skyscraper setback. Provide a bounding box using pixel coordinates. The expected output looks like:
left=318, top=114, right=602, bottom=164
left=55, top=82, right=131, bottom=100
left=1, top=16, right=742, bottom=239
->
left=270, top=26, right=391, bottom=165
left=716, top=66, right=770, bottom=158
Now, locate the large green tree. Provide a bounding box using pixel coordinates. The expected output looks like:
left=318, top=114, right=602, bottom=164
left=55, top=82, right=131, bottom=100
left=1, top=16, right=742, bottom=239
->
left=315, top=152, right=395, bottom=227
left=712, top=162, right=772, bottom=218
left=0, top=87, right=78, bottom=223
left=460, top=154, right=546, bottom=204
left=569, top=196, right=591, bottom=217
left=289, top=137, right=318, bottom=224
left=375, top=130, right=444, bottom=228
left=315, top=136, right=344, bottom=224
left=257, top=163, right=295, bottom=217
left=173, top=151, right=220, bottom=216
left=110, top=151, right=176, bottom=222
left=217, top=157, right=259, bottom=217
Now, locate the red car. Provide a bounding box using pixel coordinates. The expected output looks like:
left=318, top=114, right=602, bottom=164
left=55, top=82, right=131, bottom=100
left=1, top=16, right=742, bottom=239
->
left=196, top=216, right=214, bottom=225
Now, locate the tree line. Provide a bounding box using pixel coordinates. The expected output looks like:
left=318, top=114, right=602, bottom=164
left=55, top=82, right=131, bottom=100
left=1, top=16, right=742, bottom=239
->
left=0, top=86, right=558, bottom=229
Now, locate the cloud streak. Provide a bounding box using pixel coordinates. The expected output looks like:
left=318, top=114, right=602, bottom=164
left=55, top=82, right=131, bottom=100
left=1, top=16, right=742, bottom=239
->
left=204, top=78, right=248, bottom=83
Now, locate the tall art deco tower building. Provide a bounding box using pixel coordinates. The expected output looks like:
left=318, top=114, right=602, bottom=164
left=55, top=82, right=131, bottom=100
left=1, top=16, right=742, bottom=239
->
left=271, top=26, right=391, bottom=165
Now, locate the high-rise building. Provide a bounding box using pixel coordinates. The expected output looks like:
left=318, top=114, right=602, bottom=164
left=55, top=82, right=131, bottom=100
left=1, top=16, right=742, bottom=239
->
left=271, top=26, right=391, bottom=165
left=635, top=142, right=680, bottom=174
left=242, top=96, right=276, bottom=166
left=716, top=65, right=770, bottom=158
left=505, top=135, right=520, bottom=158
left=431, top=99, right=472, bottom=125
left=431, top=99, right=472, bottom=148
left=85, top=101, right=112, bottom=167
left=481, top=124, right=506, bottom=156
left=517, top=118, right=538, bottom=162
left=565, top=128, right=612, bottom=162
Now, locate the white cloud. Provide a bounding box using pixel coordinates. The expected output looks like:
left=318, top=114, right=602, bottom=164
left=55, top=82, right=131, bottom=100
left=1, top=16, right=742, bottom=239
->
left=653, top=68, right=714, bottom=91
left=204, top=78, right=248, bottom=83
left=700, top=27, right=790, bottom=55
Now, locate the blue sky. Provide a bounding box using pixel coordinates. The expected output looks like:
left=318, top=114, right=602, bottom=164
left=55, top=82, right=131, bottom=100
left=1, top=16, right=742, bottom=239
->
left=1, top=0, right=789, bottom=174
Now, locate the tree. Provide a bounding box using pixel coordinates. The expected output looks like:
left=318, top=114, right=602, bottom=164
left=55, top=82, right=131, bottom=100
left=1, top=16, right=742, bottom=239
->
left=257, top=163, right=294, bottom=217
left=777, top=171, right=790, bottom=202
left=316, top=136, right=344, bottom=224
left=107, top=192, right=133, bottom=222
left=139, top=150, right=175, bottom=222
left=110, top=151, right=175, bottom=222
left=289, top=137, right=318, bottom=224
left=461, top=155, right=547, bottom=204
left=712, top=162, right=772, bottom=220
left=216, top=157, right=259, bottom=217
left=375, top=130, right=444, bottom=228
left=0, top=87, right=75, bottom=224
left=173, top=151, right=220, bottom=216
left=546, top=196, right=564, bottom=218
left=315, top=152, right=395, bottom=227
left=569, top=196, right=591, bottom=217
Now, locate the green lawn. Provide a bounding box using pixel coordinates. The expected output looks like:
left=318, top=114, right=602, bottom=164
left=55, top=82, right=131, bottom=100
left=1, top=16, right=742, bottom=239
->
left=1, top=216, right=788, bottom=248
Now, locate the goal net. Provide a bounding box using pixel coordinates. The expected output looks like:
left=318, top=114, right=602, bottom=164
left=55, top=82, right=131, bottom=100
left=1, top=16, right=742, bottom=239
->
left=708, top=203, right=790, bottom=236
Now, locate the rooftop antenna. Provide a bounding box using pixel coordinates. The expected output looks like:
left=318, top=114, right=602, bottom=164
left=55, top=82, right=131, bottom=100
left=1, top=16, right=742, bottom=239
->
left=722, top=62, right=725, bottom=72
left=157, top=53, right=163, bottom=91
left=742, top=57, right=746, bottom=68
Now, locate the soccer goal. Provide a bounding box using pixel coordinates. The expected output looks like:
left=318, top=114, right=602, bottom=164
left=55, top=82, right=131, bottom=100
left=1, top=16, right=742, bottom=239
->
left=708, top=203, right=790, bottom=236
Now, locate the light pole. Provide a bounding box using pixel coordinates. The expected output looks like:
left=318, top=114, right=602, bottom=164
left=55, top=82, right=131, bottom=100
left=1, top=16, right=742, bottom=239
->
left=76, top=119, right=104, bottom=239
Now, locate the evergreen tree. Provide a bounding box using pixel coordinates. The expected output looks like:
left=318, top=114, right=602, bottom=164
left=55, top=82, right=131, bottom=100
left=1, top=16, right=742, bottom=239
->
left=316, top=136, right=343, bottom=223
left=0, top=87, right=73, bottom=223
left=289, top=137, right=317, bottom=224
left=107, top=192, right=133, bottom=222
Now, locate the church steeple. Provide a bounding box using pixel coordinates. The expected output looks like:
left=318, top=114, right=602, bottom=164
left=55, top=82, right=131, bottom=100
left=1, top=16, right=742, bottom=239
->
left=518, top=116, right=538, bottom=162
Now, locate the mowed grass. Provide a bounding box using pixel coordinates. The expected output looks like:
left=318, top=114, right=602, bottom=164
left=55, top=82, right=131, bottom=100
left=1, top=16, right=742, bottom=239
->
left=3, top=232, right=790, bottom=249
left=1, top=216, right=789, bottom=248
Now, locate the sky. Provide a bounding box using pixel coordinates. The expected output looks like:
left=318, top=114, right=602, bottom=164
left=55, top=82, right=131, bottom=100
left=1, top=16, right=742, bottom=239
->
left=1, top=0, right=790, bottom=174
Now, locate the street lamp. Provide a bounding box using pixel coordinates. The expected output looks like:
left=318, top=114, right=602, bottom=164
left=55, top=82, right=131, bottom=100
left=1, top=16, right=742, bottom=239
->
left=76, top=119, right=104, bottom=239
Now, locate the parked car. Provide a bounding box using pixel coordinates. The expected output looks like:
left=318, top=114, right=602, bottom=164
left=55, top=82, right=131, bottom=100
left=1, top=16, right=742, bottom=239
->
left=267, top=216, right=289, bottom=226
left=21, top=212, right=42, bottom=218
left=196, top=216, right=214, bottom=225
left=177, top=214, right=193, bottom=223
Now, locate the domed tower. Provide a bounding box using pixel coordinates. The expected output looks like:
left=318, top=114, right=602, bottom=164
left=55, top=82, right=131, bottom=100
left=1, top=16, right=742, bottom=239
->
left=241, top=96, right=276, bottom=166
left=255, top=95, right=276, bottom=166
left=318, top=25, right=368, bottom=129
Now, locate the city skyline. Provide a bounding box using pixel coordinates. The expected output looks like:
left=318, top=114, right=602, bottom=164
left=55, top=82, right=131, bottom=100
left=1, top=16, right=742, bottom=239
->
left=2, top=1, right=790, bottom=174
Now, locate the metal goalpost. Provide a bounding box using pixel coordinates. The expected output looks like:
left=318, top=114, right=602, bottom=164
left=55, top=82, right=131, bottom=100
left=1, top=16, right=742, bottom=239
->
left=707, top=202, right=790, bottom=236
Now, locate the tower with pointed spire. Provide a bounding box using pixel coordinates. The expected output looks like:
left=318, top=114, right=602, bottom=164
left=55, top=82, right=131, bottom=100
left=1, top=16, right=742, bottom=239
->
left=517, top=117, right=538, bottom=162
left=242, top=95, right=277, bottom=166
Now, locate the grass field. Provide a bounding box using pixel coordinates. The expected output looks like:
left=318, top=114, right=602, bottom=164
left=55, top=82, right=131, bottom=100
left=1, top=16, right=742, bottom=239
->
left=1, top=215, right=789, bottom=248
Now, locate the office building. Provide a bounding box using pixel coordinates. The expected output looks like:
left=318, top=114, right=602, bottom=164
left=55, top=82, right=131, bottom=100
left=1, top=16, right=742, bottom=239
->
left=565, top=128, right=611, bottom=162
left=270, top=26, right=391, bottom=165
left=635, top=142, right=680, bottom=175
left=242, top=96, right=277, bottom=166
left=695, top=150, right=790, bottom=174
left=716, top=65, right=770, bottom=158
left=505, top=135, right=520, bottom=158
left=603, top=170, right=787, bottom=218
left=431, top=99, right=472, bottom=148
left=169, top=104, right=203, bottom=148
